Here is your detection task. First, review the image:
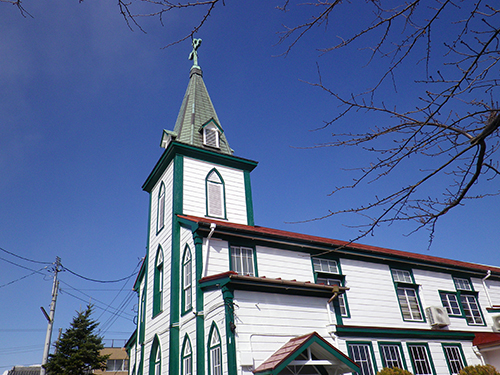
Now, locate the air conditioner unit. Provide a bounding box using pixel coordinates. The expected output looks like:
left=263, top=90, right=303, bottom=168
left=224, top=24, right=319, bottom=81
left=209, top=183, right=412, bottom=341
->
left=426, top=306, right=450, bottom=327
left=492, top=315, right=500, bottom=332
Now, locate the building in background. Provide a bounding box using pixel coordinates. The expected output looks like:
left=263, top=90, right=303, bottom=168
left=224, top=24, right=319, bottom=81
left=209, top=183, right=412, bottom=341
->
left=125, top=41, right=500, bottom=375
left=94, top=347, right=129, bottom=374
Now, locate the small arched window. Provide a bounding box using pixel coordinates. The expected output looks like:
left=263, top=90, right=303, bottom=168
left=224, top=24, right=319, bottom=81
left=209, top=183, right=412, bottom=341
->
left=203, top=122, right=220, bottom=148
left=157, top=182, right=165, bottom=233
left=182, top=335, right=193, bottom=375
left=208, top=323, right=222, bottom=375
left=206, top=169, right=225, bottom=218
left=150, top=336, right=161, bottom=375
left=182, top=245, right=192, bottom=313
left=153, top=247, right=164, bottom=316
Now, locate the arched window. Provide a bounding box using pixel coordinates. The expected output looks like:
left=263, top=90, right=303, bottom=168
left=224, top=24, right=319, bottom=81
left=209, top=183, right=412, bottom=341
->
left=150, top=336, right=161, bottom=375
left=157, top=182, right=165, bottom=233
left=153, top=247, right=164, bottom=316
left=203, top=122, right=220, bottom=148
left=139, top=290, right=146, bottom=343
left=208, top=323, right=222, bottom=375
left=181, top=335, right=193, bottom=375
left=182, top=245, right=192, bottom=313
left=206, top=169, right=225, bottom=219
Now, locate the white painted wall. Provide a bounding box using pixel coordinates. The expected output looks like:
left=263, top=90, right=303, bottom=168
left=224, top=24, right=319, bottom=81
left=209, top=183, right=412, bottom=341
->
left=183, top=157, right=248, bottom=224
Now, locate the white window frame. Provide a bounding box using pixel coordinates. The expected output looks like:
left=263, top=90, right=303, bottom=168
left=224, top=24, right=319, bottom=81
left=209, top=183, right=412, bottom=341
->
left=317, top=277, right=348, bottom=317
left=443, top=345, right=465, bottom=375
left=157, top=182, right=165, bottom=233
left=408, top=344, right=433, bottom=375
left=231, top=246, right=255, bottom=276
left=203, top=123, right=220, bottom=148
left=460, top=294, right=483, bottom=325
left=312, top=258, right=339, bottom=274
left=397, top=287, right=423, bottom=321
left=209, top=324, right=222, bottom=375
left=379, top=343, right=404, bottom=370
left=183, top=246, right=192, bottom=312
left=348, top=343, right=375, bottom=375
left=440, top=292, right=462, bottom=316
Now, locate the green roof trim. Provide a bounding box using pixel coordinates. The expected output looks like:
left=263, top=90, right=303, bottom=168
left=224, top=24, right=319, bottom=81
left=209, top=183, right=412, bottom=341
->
left=335, top=325, right=476, bottom=340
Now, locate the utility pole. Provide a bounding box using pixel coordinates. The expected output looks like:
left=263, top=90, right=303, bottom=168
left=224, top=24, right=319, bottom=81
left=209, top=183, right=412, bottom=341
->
left=41, top=257, right=61, bottom=375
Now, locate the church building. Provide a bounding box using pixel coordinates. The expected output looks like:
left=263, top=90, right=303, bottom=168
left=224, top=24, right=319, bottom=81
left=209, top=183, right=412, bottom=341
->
left=125, top=40, right=500, bottom=375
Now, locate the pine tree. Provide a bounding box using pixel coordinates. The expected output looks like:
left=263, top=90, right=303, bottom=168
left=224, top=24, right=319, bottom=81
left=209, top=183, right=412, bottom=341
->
left=44, top=304, right=109, bottom=375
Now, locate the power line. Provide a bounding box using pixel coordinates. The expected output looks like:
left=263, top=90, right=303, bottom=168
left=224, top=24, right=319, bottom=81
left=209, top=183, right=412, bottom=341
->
left=0, top=266, right=48, bottom=289
left=62, top=265, right=139, bottom=283
left=0, top=255, right=50, bottom=275
left=0, top=246, right=52, bottom=265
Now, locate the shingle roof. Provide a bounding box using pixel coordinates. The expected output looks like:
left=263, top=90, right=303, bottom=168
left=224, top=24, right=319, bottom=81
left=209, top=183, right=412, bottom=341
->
left=170, top=67, right=232, bottom=155
left=7, top=366, right=41, bottom=375
left=177, top=214, right=500, bottom=275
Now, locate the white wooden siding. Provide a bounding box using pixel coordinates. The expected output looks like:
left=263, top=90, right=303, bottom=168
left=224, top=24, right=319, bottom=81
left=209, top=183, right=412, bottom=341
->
left=233, top=290, right=334, bottom=368
left=204, top=290, right=227, bottom=375
left=183, top=157, right=248, bottom=224
left=203, top=238, right=229, bottom=277
left=255, top=246, right=314, bottom=281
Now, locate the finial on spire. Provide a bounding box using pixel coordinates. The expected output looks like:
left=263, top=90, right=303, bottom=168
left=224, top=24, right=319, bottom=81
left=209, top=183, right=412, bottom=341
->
left=189, top=38, right=202, bottom=68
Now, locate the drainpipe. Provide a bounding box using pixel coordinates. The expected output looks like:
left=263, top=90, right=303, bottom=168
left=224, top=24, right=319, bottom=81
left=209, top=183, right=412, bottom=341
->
left=472, top=346, right=485, bottom=365
left=203, top=223, right=216, bottom=277
left=482, top=270, right=492, bottom=307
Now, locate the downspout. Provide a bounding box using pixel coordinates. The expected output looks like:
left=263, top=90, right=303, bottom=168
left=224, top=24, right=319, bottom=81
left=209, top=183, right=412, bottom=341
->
left=203, top=223, right=216, bottom=277
left=472, top=346, right=485, bottom=365
left=326, top=286, right=340, bottom=346
left=482, top=270, right=492, bottom=307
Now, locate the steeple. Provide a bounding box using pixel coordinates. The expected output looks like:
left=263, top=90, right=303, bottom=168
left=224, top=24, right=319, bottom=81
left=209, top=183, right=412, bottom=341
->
left=161, top=39, right=233, bottom=155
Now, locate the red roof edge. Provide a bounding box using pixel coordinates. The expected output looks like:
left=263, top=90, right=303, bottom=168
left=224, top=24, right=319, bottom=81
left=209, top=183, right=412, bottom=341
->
left=473, top=332, right=500, bottom=347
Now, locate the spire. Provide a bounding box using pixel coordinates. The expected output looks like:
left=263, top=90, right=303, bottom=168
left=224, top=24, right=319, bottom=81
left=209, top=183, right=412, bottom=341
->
left=161, top=39, right=233, bottom=155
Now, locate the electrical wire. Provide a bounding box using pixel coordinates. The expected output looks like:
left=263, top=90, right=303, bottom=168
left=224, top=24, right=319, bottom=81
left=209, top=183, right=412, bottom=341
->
left=0, top=246, right=52, bottom=265
left=0, top=255, right=49, bottom=275
left=62, top=265, right=138, bottom=283
left=99, top=291, right=136, bottom=335
left=0, top=266, right=48, bottom=289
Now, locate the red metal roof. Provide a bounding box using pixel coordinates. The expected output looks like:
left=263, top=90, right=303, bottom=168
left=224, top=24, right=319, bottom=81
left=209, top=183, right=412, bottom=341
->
left=473, top=332, right=500, bottom=347
left=178, top=215, right=500, bottom=274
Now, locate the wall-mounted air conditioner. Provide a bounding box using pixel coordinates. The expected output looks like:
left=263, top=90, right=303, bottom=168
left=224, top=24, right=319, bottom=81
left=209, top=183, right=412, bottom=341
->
left=425, top=306, right=450, bottom=327
left=492, top=315, right=500, bottom=332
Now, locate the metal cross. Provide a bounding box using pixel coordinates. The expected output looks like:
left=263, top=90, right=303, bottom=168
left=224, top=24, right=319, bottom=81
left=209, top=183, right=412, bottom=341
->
left=189, top=38, right=202, bottom=67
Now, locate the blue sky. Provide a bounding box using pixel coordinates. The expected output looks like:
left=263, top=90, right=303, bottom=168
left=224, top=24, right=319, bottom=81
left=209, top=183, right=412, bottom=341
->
left=1, top=0, right=499, bottom=370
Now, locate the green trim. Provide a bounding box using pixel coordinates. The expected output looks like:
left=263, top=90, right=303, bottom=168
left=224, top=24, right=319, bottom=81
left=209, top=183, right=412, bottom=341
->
left=390, top=267, right=426, bottom=323
left=223, top=287, right=237, bottom=375
left=153, top=246, right=164, bottom=318
left=139, top=279, right=147, bottom=344
left=208, top=322, right=222, bottom=375
left=157, top=182, right=166, bottom=234
left=194, top=234, right=205, bottom=375
left=181, top=335, right=193, bottom=375
left=149, top=335, right=161, bottom=375
left=243, top=170, right=254, bottom=226
left=377, top=341, right=407, bottom=370
left=487, top=308, right=500, bottom=313
left=181, top=244, right=193, bottom=316
left=200, top=118, right=224, bottom=133
left=169, top=154, right=183, bottom=375
left=442, top=343, right=467, bottom=375
left=335, top=326, right=476, bottom=340
left=346, top=341, right=378, bottom=375
left=228, top=244, right=258, bottom=277
left=143, top=141, right=258, bottom=193
left=407, top=342, right=436, bottom=375
left=205, top=168, right=227, bottom=220
left=311, top=257, right=350, bottom=320
left=138, top=344, right=144, bottom=375
left=439, top=291, right=464, bottom=317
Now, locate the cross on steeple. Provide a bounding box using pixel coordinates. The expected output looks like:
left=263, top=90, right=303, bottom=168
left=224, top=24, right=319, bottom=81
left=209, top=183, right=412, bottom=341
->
left=189, top=38, right=202, bottom=68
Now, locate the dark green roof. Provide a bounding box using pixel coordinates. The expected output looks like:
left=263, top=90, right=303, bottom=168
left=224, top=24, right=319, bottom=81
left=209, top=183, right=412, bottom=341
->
left=167, top=67, right=232, bottom=155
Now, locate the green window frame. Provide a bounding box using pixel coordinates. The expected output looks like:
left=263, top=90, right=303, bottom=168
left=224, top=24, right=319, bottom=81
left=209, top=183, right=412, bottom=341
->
left=153, top=246, right=164, bottom=317
left=182, top=245, right=193, bottom=315
left=312, top=257, right=350, bottom=318
left=157, top=182, right=165, bottom=234
left=139, top=288, right=146, bottom=343
left=208, top=322, right=222, bottom=375
left=440, top=277, right=485, bottom=325
left=182, top=335, right=193, bottom=375
left=378, top=342, right=407, bottom=370
left=206, top=168, right=226, bottom=219
left=407, top=343, right=435, bottom=375
left=442, top=344, right=467, bottom=375
left=230, top=245, right=257, bottom=277
left=391, top=268, right=424, bottom=322
left=347, top=341, right=377, bottom=375
left=150, top=336, right=161, bottom=375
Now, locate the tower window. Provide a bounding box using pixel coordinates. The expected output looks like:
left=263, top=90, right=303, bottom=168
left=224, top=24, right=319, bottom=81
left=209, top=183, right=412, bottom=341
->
left=203, top=123, right=220, bottom=148
left=206, top=169, right=225, bottom=218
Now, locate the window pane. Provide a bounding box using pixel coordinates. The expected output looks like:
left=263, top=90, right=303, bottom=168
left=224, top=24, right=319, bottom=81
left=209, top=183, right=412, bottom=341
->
left=392, top=269, right=413, bottom=283
left=317, top=278, right=347, bottom=317
left=454, top=278, right=472, bottom=291
left=313, top=258, right=338, bottom=274
left=440, top=293, right=461, bottom=315
left=409, top=345, right=432, bottom=375
left=231, top=246, right=255, bottom=276
left=380, top=344, right=403, bottom=369
left=444, top=346, right=464, bottom=375
left=398, top=288, right=422, bottom=321
left=460, top=295, right=483, bottom=325
left=348, top=344, right=374, bottom=375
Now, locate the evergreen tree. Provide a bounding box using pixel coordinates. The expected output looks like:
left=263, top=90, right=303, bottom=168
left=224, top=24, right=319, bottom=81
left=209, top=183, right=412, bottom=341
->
left=44, top=304, right=109, bottom=375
